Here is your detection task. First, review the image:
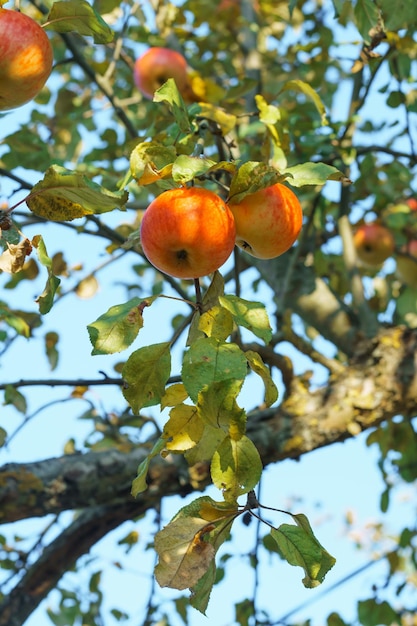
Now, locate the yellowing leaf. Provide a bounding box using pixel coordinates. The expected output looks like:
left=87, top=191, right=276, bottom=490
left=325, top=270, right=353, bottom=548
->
left=0, top=239, right=32, bottom=273
left=130, top=142, right=176, bottom=186
left=279, top=79, right=328, bottom=125
left=198, top=305, right=234, bottom=341
left=163, top=404, right=204, bottom=452
left=195, top=103, right=237, bottom=135
left=219, top=295, right=273, bottom=344
left=122, top=342, right=171, bottom=413
left=44, top=0, right=114, bottom=44
left=210, top=434, right=263, bottom=501
left=155, top=517, right=216, bottom=590
left=197, top=379, right=245, bottom=431
left=161, top=383, right=189, bottom=409
left=245, top=350, right=279, bottom=407
left=27, top=165, right=128, bottom=221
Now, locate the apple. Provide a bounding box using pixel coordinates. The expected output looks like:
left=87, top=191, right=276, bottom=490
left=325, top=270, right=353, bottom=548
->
left=140, top=187, right=236, bottom=279
left=406, top=198, right=417, bottom=211
left=0, top=8, right=53, bottom=111
left=353, top=222, right=395, bottom=267
left=227, top=183, right=303, bottom=259
left=134, top=47, right=194, bottom=101
left=396, top=240, right=417, bottom=288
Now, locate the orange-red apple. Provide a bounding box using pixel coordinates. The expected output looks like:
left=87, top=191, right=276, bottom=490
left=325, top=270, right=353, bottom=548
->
left=396, top=240, right=417, bottom=288
left=227, top=183, right=303, bottom=259
left=353, top=222, right=395, bottom=267
left=134, top=47, right=192, bottom=101
left=140, top=187, right=236, bottom=279
left=0, top=8, right=53, bottom=111
left=406, top=198, right=417, bottom=211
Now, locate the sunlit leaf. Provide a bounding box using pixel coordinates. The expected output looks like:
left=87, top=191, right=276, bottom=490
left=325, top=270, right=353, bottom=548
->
left=270, top=513, right=336, bottom=588
left=172, top=155, right=217, bottom=184
left=130, top=142, right=176, bottom=186
left=219, top=295, right=273, bottom=344
left=198, top=305, right=234, bottom=341
left=122, top=342, right=171, bottom=413
left=161, top=382, right=189, bottom=409
left=182, top=337, right=248, bottom=403
left=284, top=162, right=349, bottom=187
left=88, top=297, right=155, bottom=355
left=228, top=161, right=286, bottom=203
left=131, top=438, right=165, bottom=497
left=197, top=379, right=245, bottom=431
left=163, top=404, right=204, bottom=452
left=0, top=239, right=32, bottom=274
left=245, top=350, right=278, bottom=407
left=154, top=78, right=192, bottom=133
left=27, top=165, right=128, bottom=221
left=44, top=0, right=114, bottom=44
left=279, top=80, right=328, bottom=125
left=32, top=235, right=61, bottom=314
left=210, top=434, right=263, bottom=501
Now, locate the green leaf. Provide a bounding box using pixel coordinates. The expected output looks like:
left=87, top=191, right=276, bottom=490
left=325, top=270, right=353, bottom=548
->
left=131, top=438, right=166, bottom=497
left=245, top=350, right=278, bottom=407
left=44, top=0, right=114, bottom=44
left=122, top=342, right=171, bottom=413
left=182, top=337, right=248, bottom=403
left=228, top=161, right=285, bottom=203
left=0, top=302, right=31, bottom=337
left=4, top=385, right=27, bottom=414
left=45, top=331, right=59, bottom=370
left=378, top=0, right=417, bottom=30
left=353, top=0, right=381, bottom=42
left=27, top=165, right=128, bottom=221
left=210, top=434, right=263, bottom=500
left=270, top=513, right=336, bottom=588
left=197, top=379, right=245, bottom=431
left=0, top=427, right=7, bottom=448
left=284, top=162, right=349, bottom=187
left=172, top=155, right=217, bottom=184
left=219, top=295, right=273, bottom=344
left=278, top=79, right=328, bottom=125
left=198, top=305, right=234, bottom=341
left=394, top=287, right=417, bottom=328
left=32, top=235, right=61, bottom=314
left=87, top=297, right=155, bottom=355
left=154, top=78, right=192, bottom=133
left=357, top=599, right=399, bottom=626
left=190, top=561, right=217, bottom=614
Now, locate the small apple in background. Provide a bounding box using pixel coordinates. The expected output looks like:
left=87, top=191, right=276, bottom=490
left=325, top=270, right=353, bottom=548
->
left=227, top=183, right=303, bottom=259
left=353, top=222, right=395, bottom=267
left=0, top=7, right=53, bottom=111
left=140, top=187, right=236, bottom=279
left=396, top=240, right=417, bottom=288
left=406, top=198, right=417, bottom=211
left=134, top=47, right=196, bottom=101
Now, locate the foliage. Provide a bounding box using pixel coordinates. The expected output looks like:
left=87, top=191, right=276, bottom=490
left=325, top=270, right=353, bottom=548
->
left=1, top=0, right=417, bottom=625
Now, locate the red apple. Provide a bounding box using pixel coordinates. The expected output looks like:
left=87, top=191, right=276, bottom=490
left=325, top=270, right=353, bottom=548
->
left=406, top=198, right=417, bottom=211
left=140, top=187, right=236, bottom=279
left=134, top=47, right=193, bottom=101
left=0, top=8, right=53, bottom=111
left=227, top=183, right=303, bottom=259
left=353, top=223, right=395, bottom=267
left=396, top=240, right=417, bottom=288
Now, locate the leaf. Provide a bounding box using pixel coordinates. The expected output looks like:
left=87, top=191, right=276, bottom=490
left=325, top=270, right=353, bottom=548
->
left=284, top=162, right=349, bottom=187
left=187, top=271, right=225, bottom=345
left=162, top=404, right=204, bottom=452
left=4, top=385, right=27, bottom=414
left=197, top=378, right=245, bottom=431
left=357, top=599, right=399, bottom=626
left=195, top=103, right=237, bottom=135
left=122, top=342, right=171, bottom=413
left=32, top=235, right=61, bottom=314
left=87, top=297, right=155, bottom=355
left=190, top=560, right=217, bottom=614
left=353, top=0, right=381, bottom=42
left=154, top=78, right=192, bottom=133
left=219, top=295, right=273, bottom=344
left=172, top=155, right=217, bottom=184
left=0, top=302, right=31, bottom=337
left=130, top=142, right=176, bottom=186
left=155, top=517, right=216, bottom=590
left=0, top=239, right=32, bottom=273
left=270, top=513, right=336, bottom=588
left=27, top=165, right=128, bottom=221
left=210, top=434, right=263, bottom=501
left=131, top=438, right=166, bottom=497
left=228, top=161, right=286, bottom=203
left=44, top=0, right=114, bottom=44
left=45, top=331, right=59, bottom=371
left=279, top=80, right=328, bottom=125
left=160, top=383, right=189, bottom=410
left=198, top=305, right=234, bottom=341
left=182, top=337, right=248, bottom=403
left=378, top=0, right=417, bottom=30
left=245, top=350, right=278, bottom=407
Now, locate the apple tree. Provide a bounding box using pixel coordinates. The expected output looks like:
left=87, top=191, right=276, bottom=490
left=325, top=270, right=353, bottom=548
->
left=1, top=0, right=417, bottom=625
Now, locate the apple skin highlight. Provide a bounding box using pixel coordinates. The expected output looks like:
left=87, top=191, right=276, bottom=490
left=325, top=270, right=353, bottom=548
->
left=0, top=8, right=53, bottom=111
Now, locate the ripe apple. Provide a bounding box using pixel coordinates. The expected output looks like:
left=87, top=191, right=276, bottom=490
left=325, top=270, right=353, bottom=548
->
left=227, top=183, right=303, bottom=259
left=0, top=8, right=53, bottom=111
left=353, top=222, right=395, bottom=267
left=140, top=187, right=236, bottom=279
left=396, top=240, right=417, bottom=288
left=406, top=198, right=417, bottom=211
left=134, top=47, right=194, bottom=101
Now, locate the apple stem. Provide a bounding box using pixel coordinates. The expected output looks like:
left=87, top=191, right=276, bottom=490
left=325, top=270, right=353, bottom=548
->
left=194, top=278, right=203, bottom=312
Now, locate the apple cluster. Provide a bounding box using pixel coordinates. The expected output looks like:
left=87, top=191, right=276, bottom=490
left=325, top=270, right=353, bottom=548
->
left=140, top=184, right=303, bottom=280
left=0, top=8, right=53, bottom=111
